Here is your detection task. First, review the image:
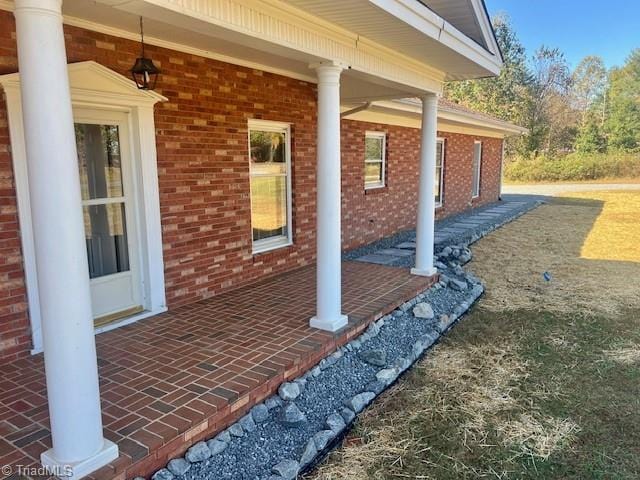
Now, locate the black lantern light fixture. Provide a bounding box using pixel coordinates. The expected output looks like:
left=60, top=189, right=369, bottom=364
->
left=130, top=17, right=160, bottom=90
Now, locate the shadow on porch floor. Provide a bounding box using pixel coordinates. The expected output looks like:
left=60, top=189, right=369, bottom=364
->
left=0, top=261, right=435, bottom=480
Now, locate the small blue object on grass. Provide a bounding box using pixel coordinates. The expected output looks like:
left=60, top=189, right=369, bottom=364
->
left=543, top=271, right=552, bottom=282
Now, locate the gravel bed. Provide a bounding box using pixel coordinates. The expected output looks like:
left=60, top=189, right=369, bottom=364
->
left=148, top=203, right=541, bottom=480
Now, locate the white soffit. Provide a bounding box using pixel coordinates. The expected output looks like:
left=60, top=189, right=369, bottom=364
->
left=419, top=0, right=488, bottom=49
left=286, top=0, right=502, bottom=79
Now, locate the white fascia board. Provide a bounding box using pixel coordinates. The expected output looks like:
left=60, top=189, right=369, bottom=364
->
left=469, top=0, right=502, bottom=61
left=356, top=99, right=527, bottom=136
left=437, top=109, right=528, bottom=135
left=370, top=0, right=502, bottom=76
left=439, top=22, right=502, bottom=76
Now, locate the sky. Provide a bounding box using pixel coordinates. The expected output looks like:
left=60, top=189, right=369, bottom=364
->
left=485, top=0, right=640, bottom=70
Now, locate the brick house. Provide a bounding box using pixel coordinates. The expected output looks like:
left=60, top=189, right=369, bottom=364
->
left=0, top=0, right=524, bottom=478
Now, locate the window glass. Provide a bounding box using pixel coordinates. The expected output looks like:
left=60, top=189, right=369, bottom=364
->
left=249, top=125, right=291, bottom=251
left=472, top=142, right=482, bottom=197
left=435, top=140, right=444, bottom=205
left=364, top=133, right=385, bottom=188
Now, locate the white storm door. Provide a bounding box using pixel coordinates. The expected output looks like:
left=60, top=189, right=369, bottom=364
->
left=74, top=108, right=143, bottom=324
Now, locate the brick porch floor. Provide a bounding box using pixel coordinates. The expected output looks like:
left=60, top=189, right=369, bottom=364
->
left=0, top=261, right=435, bottom=480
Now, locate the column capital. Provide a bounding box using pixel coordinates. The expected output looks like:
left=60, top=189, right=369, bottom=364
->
left=420, top=92, right=439, bottom=107
left=14, top=0, right=63, bottom=17
left=310, top=61, right=348, bottom=83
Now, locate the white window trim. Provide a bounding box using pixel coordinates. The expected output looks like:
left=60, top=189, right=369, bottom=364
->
left=436, top=137, right=445, bottom=207
left=248, top=119, right=293, bottom=254
left=0, top=61, right=168, bottom=354
left=472, top=140, right=482, bottom=198
left=364, top=131, right=386, bottom=189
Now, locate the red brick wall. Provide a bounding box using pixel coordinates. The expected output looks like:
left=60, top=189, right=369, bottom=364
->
left=340, top=119, right=503, bottom=250
left=0, top=9, right=502, bottom=360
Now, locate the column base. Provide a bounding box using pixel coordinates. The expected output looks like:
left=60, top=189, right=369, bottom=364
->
left=310, top=314, right=348, bottom=332
left=41, top=439, right=118, bottom=480
left=411, top=266, right=437, bottom=277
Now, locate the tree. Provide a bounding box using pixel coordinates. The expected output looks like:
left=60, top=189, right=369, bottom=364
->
left=605, top=49, right=640, bottom=151
left=525, top=46, right=574, bottom=155
left=445, top=14, right=531, bottom=156
left=575, top=114, right=607, bottom=153
left=571, top=56, right=607, bottom=117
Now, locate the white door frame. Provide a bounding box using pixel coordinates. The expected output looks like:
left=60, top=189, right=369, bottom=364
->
left=0, top=61, right=168, bottom=353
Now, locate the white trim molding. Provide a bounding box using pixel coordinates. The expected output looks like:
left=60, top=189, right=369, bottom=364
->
left=0, top=61, right=168, bottom=354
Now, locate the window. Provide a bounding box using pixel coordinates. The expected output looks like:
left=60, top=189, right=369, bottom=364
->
left=472, top=141, right=482, bottom=198
left=435, top=138, right=445, bottom=206
left=364, top=132, right=386, bottom=189
left=248, top=120, right=292, bottom=253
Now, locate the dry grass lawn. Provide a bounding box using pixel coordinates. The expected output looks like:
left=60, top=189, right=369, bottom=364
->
left=307, top=190, right=640, bottom=480
left=469, top=191, right=640, bottom=315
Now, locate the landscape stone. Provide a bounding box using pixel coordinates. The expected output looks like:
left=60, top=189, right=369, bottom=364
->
left=313, top=430, right=335, bottom=451
left=376, top=368, right=398, bottom=385
left=185, top=442, right=211, bottom=463
left=152, top=469, right=174, bottom=480
left=449, top=278, right=468, bottom=291
left=228, top=423, right=245, bottom=438
left=278, top=382, right=301, bottom=401
left=265, top=396, right=283, bottom=410
left=272, top=459, right=299, bottom=480
left=280, top=402, right=307, bottom=427
left=366, top=380, right=386, bottom=394
left=239, top=413, right=257, bottom=432
left=206, top=438, right=228, bottom=456
left=438, top=314, right=451, bottom=331
left=340, top=407, right=356, bottom=424
left=251, top=403, right=270, bottom=423
left=167, top=459, right=191, bottom=477
left=358, top=349, right=387, bottom=367
left=344, top=392, right=375, bottom=413
left=294, top=377, right=307, bottom=392
left=326, top=413, right=347, bottom=434
left=300, top=438, right=318, bottom=466
left=412, top=302, right=434, bottom=320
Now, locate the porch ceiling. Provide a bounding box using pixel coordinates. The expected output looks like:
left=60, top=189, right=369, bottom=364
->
left=59, top=0, right=432, bottom=101
left=54, top=0, right=500, bottom=102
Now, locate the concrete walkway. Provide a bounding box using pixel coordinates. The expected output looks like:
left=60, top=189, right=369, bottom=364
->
left=348, top=199, right=538, bottom=267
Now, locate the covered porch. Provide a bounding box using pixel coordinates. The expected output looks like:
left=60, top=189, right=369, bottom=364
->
left=0, top=261, right=435, bottom=480
left=0, top=0, right=503, bottom=477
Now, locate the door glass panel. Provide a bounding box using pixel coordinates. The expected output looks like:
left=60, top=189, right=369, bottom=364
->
left=76, top=124, right=124, bottom=200
left=83, top=203, right=130, bottom=279
left=76, top=122, right=131, bottom=279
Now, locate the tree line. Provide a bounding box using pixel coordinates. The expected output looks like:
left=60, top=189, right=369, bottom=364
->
left=445, top=14, right=640, bottom=160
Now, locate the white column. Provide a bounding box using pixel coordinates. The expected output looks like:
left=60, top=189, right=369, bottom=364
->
left=412, top=93, right=438, bottom=277
left=310, top=63, right=348, bottom=332
left=13, top=0, right=118, bottom=478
